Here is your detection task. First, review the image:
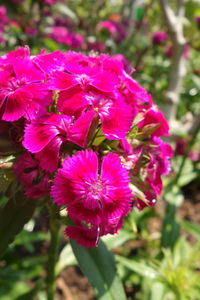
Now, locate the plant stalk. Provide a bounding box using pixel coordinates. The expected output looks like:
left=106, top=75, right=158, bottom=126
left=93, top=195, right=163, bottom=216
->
left=46, top=204, right=60, bottom=300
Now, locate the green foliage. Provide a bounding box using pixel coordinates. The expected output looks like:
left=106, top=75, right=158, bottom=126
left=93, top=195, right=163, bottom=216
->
left=71, top=239, right=127, bottom=300
left=0, top=228, right=48, bottom=299
left=0, top=191, right=36, bottom=258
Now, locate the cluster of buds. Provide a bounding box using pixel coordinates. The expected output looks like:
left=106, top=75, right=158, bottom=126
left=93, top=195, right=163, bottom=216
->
left=0, top=46, right=172, bottom=247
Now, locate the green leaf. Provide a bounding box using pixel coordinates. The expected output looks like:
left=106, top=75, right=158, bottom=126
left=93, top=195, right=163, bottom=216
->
left=116, top=256, right=158, bottom=279
left=43, top=38, right=59, bottom=52
left=0, top=192, right=36, bottom=258
left=56, top=231, right=131, bottom=275
left=13, top=231, right=50, bottom=253
left=71, top=239, right=126, bottom=300
left=150, top=282, right=165, bottom=300
left=181, top=221, right=200, bottom=239
left=161, top=203, right=180, bottom=249
left=102, top=230, right=132, bottom=250
left=16, top=279, right=45, bottom=300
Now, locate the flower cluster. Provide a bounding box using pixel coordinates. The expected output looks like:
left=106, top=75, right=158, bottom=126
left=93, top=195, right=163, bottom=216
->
left=0, top=46, right=172, bottom=247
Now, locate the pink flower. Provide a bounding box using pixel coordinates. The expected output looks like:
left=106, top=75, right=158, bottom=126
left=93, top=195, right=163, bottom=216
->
left=48, top=59, right=134, bottom=140
left=175, top=138, right=187, bottom=155
left=33, top=50, right=66, bottom=76
left=189, top=151, right=200, bottom=162
left=58, top=91, right=133, bottom=140
left=87, top=40, right=106, bottom=52
left=138, top=106, right=170, bottom=137
left=112, top=54, right=134, bottom=75
left=118, top=71, right=152, bottom=110
left=25, top=27, right=38, bottom=36
left=48, top=26, right=84, bottom=49
left=51, top=150, right=132, bottom=247
left=96, top=20, right=127, bottom=43
left=14, top=152, right=50, bottom=199
left=0, top=6, right=8, bottom=27
left=43, top=0, right=65, bottom=4
left=0, top=47, right=51, bottom=121
left=152, top=31, right=168, bottom=46
left=119, top=135, right=172, bottom=210
left=23, top=112, right=93, bottom=172
left=66, top=215, right=125, bottom=248
left=66, top=224, right=101, bottom=248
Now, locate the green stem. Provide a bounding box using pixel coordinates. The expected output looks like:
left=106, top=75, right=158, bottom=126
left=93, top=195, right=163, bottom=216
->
left=46, top=204, right=60, bottom=300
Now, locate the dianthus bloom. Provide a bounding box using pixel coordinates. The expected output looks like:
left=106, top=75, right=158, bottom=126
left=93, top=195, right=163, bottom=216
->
left=1, top=46, right=172, bottom=247
left=51, top=150, right=132, bottom=247
left=96, top=20, right=127, bottom=43
left=14, top=152, right=50, bottom=199
left=152, top=31, right=168, bottom=46
left=0, top=47, right=51, bottom=121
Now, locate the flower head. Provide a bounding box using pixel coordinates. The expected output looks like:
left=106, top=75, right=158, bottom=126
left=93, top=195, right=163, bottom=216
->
left=23, top=112, right=93, bottom=172
left=14, top=152, right=50, bottom=199
left=51, top=150, right=132, bottom=246
left=0, top=47, right=51, bottom=121
left=152, top=31, right=168, bottom=46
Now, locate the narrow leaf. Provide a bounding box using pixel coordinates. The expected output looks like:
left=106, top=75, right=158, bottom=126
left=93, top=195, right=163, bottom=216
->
left=181, top=221, right=200, bottom=239
left=116, top=255, right=158, bottom=279
left=71, top=239, right=126, bottom=300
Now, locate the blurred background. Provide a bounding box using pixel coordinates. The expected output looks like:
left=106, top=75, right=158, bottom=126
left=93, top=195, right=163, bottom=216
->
left=0, top=0, right=200, bottom=299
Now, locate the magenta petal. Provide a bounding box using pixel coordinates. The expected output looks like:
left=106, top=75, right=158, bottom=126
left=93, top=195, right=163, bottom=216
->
left=100, top=153, right=132, bottom=219
left=100, top=101, right=133, bottom=140
left=33, top=50, right=66, bottom=74
left=123, top=74, right=151, bottom=105
left=68, top=202, right=101, bottom=225
left=4, top=46, right=30, bottom=61
left=62, top=150, right=98, bottom=181
left=13, top=58, right=44, bottom=83
left=23, top=118, right=59, bottom=153
left=2, top=89, right=30, bottom=121
left=66, top=225, right=100, bottom=248
left=51, top=150, right=98, bottom=206
left=51, top=171, right=78, bottom=206
left=48, top=71, right=77, bottom=90
left=57, top=89, right=87, bottom=115
left=138, top=107, right=170, bottom=137
left=25, top=174, right=50, bottom=199
left=36, top=136, right=62, bottom=172
left=101, top=152, right=131, bottom=190
left=92, top=71, right=118, bottom=92
left=0, top=64, right=14, bottom=86
left=24, top=83, right=52, bottom=106
left=14, top=152, right=50, bottom=199
left=69, top=111, right=96, bottom=148
left=14, top=152, right=38, bottom=186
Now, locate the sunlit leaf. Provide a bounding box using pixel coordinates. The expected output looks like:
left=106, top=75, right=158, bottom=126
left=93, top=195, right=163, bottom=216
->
left=116, top=255, right=158, bottom=279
